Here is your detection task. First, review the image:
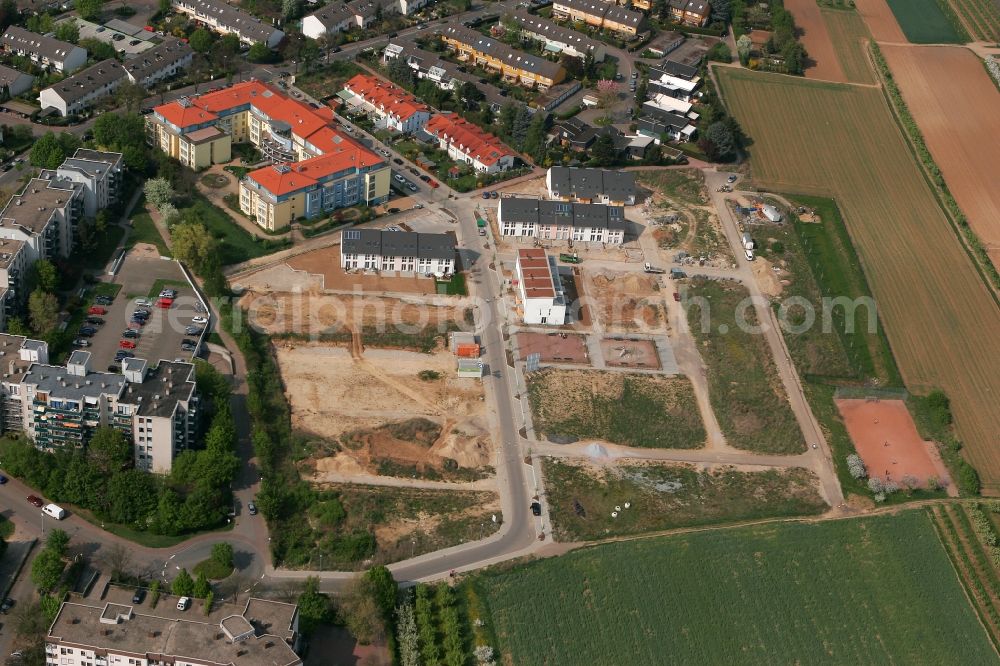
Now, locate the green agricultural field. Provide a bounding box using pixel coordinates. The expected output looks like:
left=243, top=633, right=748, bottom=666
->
left=477, top=511, right=996, bottom=665
left=527, top=370, right=706, bottom=449
left=684, top=278, right=802, bottom=453
left=885, top=0, right=968, bottom=43
left=541, top=459, right=825, bottom=541
left=715, top=67, right=1000, bottom=492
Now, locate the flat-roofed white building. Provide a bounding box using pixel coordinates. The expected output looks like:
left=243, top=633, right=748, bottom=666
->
left=515, top=248, right=566, bottom=325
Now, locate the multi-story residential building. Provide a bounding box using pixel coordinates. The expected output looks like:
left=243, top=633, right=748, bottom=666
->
left=47, top=594, right=301, bottom=666
left=552, top=0, right=644, bottom=36
left=121, top=37, right=194, bottom=87
left=647, top=62, right=701, bottom=101
left=120, top=358, right=199, bottom=472
left=0, top=63, right=34, bottom=98
left=341, top=228, right=456, bottom=275
left=0, top=26, right=87, bottom=73
left=668, top=0, right=710, bottom=26
left=9, top=348, right=199, bottom=472
left=149, top=81, right=391, bottom=230
left=424, top=113, right=516, bottom=174
left=341, top=73, right=431, bottom=134
left=44, top=149, right=123, bottom=218
left=637, top=111, right=696, bottom=142
left=171, top=0, right=285, bottom=47
left=38, top=59, right=127, bottom=117
left=382, top=41, right=508, bottom=111
left=0, top=176, right=83, bottom=261
left=302, top=2, right=355, bottom=39
left=0, top=333, right=43, bottom=432
left=441, top=25, right=566, bottom=90
left=507, top=11, right=606, bottom=62
left=515, top=249, right=567, bottom=325
left=546, top=167, right=636, bottom=206
left=0, top=241, right=27, bottom=328
left=498, top=197, right=627, bottom=244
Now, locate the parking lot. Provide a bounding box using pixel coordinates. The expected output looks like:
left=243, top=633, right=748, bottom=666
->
left=79, top=254, right=207, bottom=370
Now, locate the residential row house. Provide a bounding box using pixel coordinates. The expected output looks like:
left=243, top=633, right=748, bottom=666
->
left=546, top=166, right=636, bottom=206
left=148, top=81, right=391, bottom=230
left=302, top=0, right=430, bottom=37
left=341, top=73, right=431, bottom=134
left=39, top=39, right=193, bottom=116
left=515, top=248, right=567, bottom=325
left=46, top=594, right=300, bottom=666
left=382, top=41, right=508, bottom=112
left=172, top=0, right=285, bottom=47
left=441, top=25, right=566, bottom=90
left=0, top=337, right=199, bottom=473
left=667, top=0, right=711, bottom=27
left=551, top=0, right=644, bottom=37
left=0, top=26, right=87, bottom=73
left=424, top=113, right=516, bottom=174
left=0, top=64, right=34, bottom=98
left=497, top=197, right=627, bottom=244
left=341, top=229, right=456, bottom=275
left=506, top=11, right=607, bottom=62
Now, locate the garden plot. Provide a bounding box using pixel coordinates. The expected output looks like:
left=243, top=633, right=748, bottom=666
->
left=276, top=343, right=494, bottom=482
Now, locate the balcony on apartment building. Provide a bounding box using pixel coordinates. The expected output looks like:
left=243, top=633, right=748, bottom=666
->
left=259, top=120, right=296, bottom=164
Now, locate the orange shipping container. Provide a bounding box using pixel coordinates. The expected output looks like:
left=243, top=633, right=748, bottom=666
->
left=456, top=343, right=480, bottom=358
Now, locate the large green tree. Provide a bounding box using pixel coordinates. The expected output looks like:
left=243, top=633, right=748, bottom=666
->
left=297, top=577, right=333, bottom=636
left=171, top=223, right=218, bottom=273
left=28, top=290, right=59, bottom=335
left=189, top=28, right=214, bottom=54
left=88, top=427, right=132, bottom=475
left=172, top=568, right=194, bottom=596
left=30, top=132, right=81, bottom=169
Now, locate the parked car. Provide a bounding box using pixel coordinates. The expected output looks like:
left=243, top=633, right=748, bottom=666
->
left=530, top=501, right=542, bottom=516
left=119, top=340, right=137, bottom=350
left=86, top=317, right=104, bottom=325
left=114, top=351, right=134, bottom=361
left=132, top=589, right=145, bottom=604
left=409, top=167, right=420, bottom=176
left=427, top=179, right=439, bottom=188
left=159, top=289, right=178, bottom=298
left=490, top=191, right=498, bottom=199
left=481, top=192, right=490, bottom=199
left=177, top=597, right=191, bottom=611
left=0, top=598, right=13, bottom=614
left=194, top=303, right=207, bottom=313
left=122, top=330, right=139, bottom=339
left=393, top=158, right=403, bottom=165
left=26, top=495, right=43, bottom=508
left=727, top=175, right=738, bottom=183
left=0, top=474, right=7, bottom=484
left=156, top=298, right=173, bottom=308
left=135, top=298, right=152, bottom=307
left=248, top=501, right=257, bottom=515
left=88, top=306, right=106, bottom=315
left=191, top=316, right=209, bottom=325
left=78, top=327, right=96, bottom=337
left=185, top=326, right=204, bottom=336
left=407, top=183, right=418, bottom=192
left=419, top=174, right=430, bottom=182
left=94, top=296, right=113, bottom=305
left=393, top=174, right=405, bottom=183
left=73, top=338, right=91, bottom=347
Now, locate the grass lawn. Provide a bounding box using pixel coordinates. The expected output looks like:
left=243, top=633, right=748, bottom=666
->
left=444, top=273, right=467, bottom=296
left=541, top=458, right=825, bottom=541
left=528, top=370, right=706, bottom=449
left=70, top=505, right=234, bottom=549
left=78, top=225, right=125, bottom=271
left=127, top=206, right=171, bottom=258
left=192, top=557, right=233, bottom=580
left=180, top=196, right=291, bottom=265
left=684, top=278, right=803, bottom=453
left=476, top=510, right=996, bottom=665
left=885, top=0, right=968, bottom=42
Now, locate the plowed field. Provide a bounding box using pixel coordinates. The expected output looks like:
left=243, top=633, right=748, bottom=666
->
left=881, top=44, right=1000, bottom=269
left=784, top=0, right=846, bottom=81
left=717, top=67, right=1000, bottom=491
left=854, top=0, right=907, bottom=41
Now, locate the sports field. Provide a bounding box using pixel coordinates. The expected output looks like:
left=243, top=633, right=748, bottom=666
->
left=885, top=0, right=968, bottom=42
left=881, top=44, right=1000, bottom=270
left=716, top=67, right=1000, bottom=490
left=477, top=511, right=996, bottom=665
left=822, top=9, right=876, bottom=83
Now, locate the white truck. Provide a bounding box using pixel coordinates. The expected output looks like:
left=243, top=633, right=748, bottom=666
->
left=43, top=504, right=66, bottom=520
left=643, top=262, right=666, bottom=274
left=742, top=233, right=755, bottom=261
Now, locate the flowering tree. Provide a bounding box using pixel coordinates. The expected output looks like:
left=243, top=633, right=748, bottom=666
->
left=595, top=79, right=620, bottom=109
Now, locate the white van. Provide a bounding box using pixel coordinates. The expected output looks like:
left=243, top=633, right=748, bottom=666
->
left=744, top=248, right=755, bottom=262
left=42, top=504, right=66, bottom=520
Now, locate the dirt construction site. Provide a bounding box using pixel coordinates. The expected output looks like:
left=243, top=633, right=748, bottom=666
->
left=582, top=270, right=667, bottom=332
left=276, top=342, right=494, bottom=483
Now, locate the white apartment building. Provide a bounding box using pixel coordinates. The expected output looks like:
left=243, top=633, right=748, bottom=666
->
left=498, top=197, right=627, bottom=245
left=0, top=26, right=87, bottom=73
left=0, top=64, right=34, bottom=97
left=47, top=594, right=301, bottom=666
left=341, top=229, right=456, bottom=275
left=516, top=248, right=567, bottom=325
left=43, top=149, right=124, bottom=218
left=302, top=3, right=355, bottom=39
left=0, top=176, right=84, bottom=262
left=122, top=37, right=194, bottom=87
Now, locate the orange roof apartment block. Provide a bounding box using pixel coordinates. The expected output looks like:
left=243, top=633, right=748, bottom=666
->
left=424, top=113, right=516, bottom=174
left=342, top=73, right=432, bottom=134
left=148, top=80, right=391, bottom=232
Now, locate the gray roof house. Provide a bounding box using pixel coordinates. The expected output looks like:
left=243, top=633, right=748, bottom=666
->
left=39, top=60, right=127, bottom=117
left=1, top=26, right=87, bottom=73
left=497, top=197, right=628, bottom=244
left=121, top=38, right=193, bottom=87
left=545, top=167, right=636, bottom=206
left=340, top=229, right=456, bottom=274
left=0, top=64, right=34, bottom=98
